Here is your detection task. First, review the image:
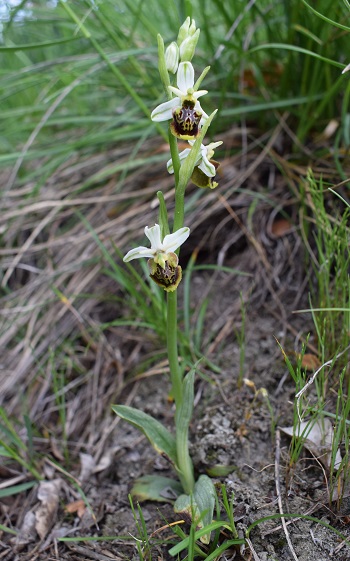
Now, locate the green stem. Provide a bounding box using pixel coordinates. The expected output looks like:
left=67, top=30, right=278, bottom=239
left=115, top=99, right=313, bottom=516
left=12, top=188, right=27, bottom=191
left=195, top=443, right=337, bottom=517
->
left=167, top=290, right=182, bottom=406
left=168, top=131, right=180, bottom=188
left=167, top=118, right=195, bottom=491
left=166, top=105, right=197, bottom=492
left=166, top=123, right=182, bottom=405
left=173, top=184, right=186, bottom=232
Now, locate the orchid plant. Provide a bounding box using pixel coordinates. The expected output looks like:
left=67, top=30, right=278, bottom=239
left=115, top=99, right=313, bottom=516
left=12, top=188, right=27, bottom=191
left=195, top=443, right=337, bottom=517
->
left=112, top=18, right=222, bottom=541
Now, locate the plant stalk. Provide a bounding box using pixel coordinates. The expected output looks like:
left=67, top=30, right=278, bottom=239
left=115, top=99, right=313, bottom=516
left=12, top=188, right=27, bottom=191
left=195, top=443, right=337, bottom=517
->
left=167, top=290, right=183, bottom=406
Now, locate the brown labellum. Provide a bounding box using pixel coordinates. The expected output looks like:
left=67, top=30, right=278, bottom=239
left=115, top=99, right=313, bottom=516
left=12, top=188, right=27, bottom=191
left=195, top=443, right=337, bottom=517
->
left=170, top=98, right=201, bottom=140
left=148, top=253, right=183, bottom=292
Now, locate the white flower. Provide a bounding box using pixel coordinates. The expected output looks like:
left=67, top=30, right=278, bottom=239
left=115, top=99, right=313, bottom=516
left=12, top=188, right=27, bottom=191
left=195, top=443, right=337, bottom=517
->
left=167, top=140, right=223, bottom=177
left=151, top=61, right=208, bottom=124
left=123, top=224, right=190, bottom=268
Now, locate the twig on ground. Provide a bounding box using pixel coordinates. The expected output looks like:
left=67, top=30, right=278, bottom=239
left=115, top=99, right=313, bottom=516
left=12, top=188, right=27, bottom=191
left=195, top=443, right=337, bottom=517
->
left=245, top=537, right=262, bottom=561
left=275, top=429, right=300, bottom=561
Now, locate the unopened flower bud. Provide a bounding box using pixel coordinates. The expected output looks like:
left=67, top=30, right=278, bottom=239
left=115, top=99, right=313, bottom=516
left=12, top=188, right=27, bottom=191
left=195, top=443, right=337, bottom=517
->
left=179, top=28, right=200, bottom=62
left=177, top=17, right=191, bottom=45
left=189, top=19, right=196, bottom=35
left=177, top=17, right=198, bottom=46
left=165, top=41, right=179, bottom=74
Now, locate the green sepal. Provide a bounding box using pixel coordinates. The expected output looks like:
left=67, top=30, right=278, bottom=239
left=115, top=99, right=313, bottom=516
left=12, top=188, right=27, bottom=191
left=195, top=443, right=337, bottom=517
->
left=178, top=109, right=218, bottom=191
left=131, top=475, right=183, bottom=503
left=112, top=405, right=177, bottom=465
left=174, top=474, right=216, bottom=544
left=157, top=191, right=170, bottom=238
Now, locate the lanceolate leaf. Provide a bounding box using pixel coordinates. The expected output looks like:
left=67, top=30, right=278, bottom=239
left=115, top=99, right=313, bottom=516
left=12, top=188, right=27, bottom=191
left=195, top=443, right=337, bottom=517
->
left=112, top=405, right=177, bottom=465
left=174, top=370, right=195, bottom=492
left=131, top=475, right=183, bottom=502
left=174, top=474, right=216, bottom=544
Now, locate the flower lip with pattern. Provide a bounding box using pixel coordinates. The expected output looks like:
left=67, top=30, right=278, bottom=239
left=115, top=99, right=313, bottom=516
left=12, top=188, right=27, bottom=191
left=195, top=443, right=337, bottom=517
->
left=151, top=62, right=208, bottom=125
left=167, top=140, right=223, bottom=177
left=123, top=223, right=190, bottom=269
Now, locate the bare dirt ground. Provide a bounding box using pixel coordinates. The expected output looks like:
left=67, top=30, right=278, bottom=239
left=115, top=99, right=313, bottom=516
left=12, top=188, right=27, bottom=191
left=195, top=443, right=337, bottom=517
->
left=1, top=128, right=350, bottom=560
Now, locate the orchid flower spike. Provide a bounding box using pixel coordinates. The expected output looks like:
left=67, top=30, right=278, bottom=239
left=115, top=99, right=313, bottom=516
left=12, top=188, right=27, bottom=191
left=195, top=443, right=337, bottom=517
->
left=123, top=224, right=190, bottom=269
left=151, top=62, right=208, bottom=140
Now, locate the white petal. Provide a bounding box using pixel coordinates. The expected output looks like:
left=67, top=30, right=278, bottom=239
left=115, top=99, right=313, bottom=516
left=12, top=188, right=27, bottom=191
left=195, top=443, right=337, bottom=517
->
left=167, top=157, right=174, bottom=174
left=123, top=246, right=155, bottom=262
left=177, top=61, right=194, bottom=92
left=144, top=224, right=162, bottom=249
left=179, top=148, right=192, bottom=161
left=198, top=153, right=216, bottom=177
left=151, top=98, right=180, bottom=121
left=208, top=141, right=223, bottom=151
left=193, top=89, right=208, bottom=99
left=168, top=86, right=184, bottom=98
left=201, top=141, right=222, bottom=161
left=162, top=227, right=190, bottom=252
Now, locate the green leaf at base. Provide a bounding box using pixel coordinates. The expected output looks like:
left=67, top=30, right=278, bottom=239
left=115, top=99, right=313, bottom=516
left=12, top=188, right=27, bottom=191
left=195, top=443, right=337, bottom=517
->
left=131, top=475, right=183, bottom=502
left=112, top=405, right=177, bottom=465
left=174, top=474, right=216, bottom=544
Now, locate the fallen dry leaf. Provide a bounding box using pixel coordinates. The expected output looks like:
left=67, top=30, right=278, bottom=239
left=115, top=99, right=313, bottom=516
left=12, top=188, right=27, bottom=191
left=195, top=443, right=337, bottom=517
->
left=93, top=446, right=120, bottom=474
left=35, top=479, right=61, bottom=540
left=79, top=452, right=96, bottom=483
left=65, top=499, right=86, bottom=518
left=15, top=511, right=37, bottom=547
left=270, top=218, right=293, bottom=237
left=300, top=353, right=321, bottom=371
left=280, top=418, right=342, bottom=470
